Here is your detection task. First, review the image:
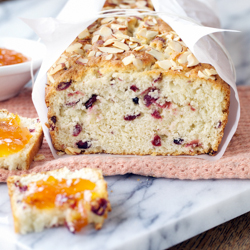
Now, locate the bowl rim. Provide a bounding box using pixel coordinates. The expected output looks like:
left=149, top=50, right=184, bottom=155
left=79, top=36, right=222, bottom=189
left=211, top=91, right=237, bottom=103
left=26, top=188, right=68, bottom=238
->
left=0, top=37, right=45, bottom=76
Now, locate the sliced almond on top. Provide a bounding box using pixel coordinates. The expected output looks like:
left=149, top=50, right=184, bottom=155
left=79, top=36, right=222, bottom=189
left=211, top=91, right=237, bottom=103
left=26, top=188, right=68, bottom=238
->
left=198, top=70, right=215, bottom=80
left=104, top=39, right=116, bottom=46
left=136, top=1, right=147, bottom=8
left=204, top=68, right=217, bottom=76
left=156, top=60, right=172, bottom=70
left=111, top=24, right=127, bottom=30
left=113, top=31, right=130, bottom=39
left=84, top=44, right=92, bottom=50
left=168, top=40, right=182, bottom=53
left=122, top=54, right=135, bottom=66
left=146, top=30, right=158, bottom=40
left=48, top=74, right=55, bottom=83
left=50, top=64, right=64, bottom=75
left=137, top=28, right=147, bottom=38
left=78, top=29, right=90, bottom=39
left=133, top=58, right=143, bottom=69
left=134, top=45, right=146, bottom=51
left=96, top=52, right=102, bottom=57
left=92, top=35, right=100, bottom=44
left=105, top=54, right=113, bottom=60
left=130, top=37, right=141, bottom=43
left=76, top=58, right=88, bottom=64
left=99, top=26, right=112, bottom=37
left=57, top=57, right=67, bottom=64
left=98, top=47, right=124, bottom=53
left=66, top=42, right=82, bottom=53
left=146, top=49, right=165, bottom=61
left=177, top=51, right=191, bottom=64
left=88, top=51, right=96, bottom=57
left=101, top=17, right=115, bottom=24
left=187, top=54, right=199, bottom=67
left=113, top=41, right=130, bottom=51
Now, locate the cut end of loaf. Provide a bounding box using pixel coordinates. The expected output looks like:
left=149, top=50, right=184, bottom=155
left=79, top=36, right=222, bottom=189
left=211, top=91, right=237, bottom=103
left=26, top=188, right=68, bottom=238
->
left=47, top=70, right=229, bottom=156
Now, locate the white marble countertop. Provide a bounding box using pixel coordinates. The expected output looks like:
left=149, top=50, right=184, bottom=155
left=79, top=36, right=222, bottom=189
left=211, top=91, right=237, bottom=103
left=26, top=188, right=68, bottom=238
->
left=0, top=0, right=250, bottom=250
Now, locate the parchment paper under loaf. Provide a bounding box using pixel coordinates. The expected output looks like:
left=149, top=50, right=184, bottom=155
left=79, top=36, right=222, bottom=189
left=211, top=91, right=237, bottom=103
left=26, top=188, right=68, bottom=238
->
left=21, top=0, right=240, bottom=160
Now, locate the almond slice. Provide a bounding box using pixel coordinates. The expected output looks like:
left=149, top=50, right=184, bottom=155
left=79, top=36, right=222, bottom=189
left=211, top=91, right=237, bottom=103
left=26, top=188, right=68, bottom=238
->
left=134, top=45, right=145, bottom=51
left=133, top=58, right=143, bottom=69
left=65, top=147, right=81, bottom=155
left=111, top=24, right=127, bottom=30
left=113, top=41, right=130, bottom=51
left=104, top=39, right=116, bottom=46
left=130, top=37, right=141, bottom=43
left=113, top=31, right=130, bottom=39
left=96, top=52, right=102, bottom=57
left=187, top=54, right=199, bottom=67
left=136, top=1, right=147, bottom=8
left=88, top=51, right=96, bottom=57
left=48, top=74, right=55, bottom=83
left=57, top=57, right=67, bottom=64
left=84, top=44, right=92, bottom=50
left=156, top=60, right=172, bottom=70
left=99, top=26, right=112, bottom=37
left=78, top=29, right=90, bottom=39
left=146, top=30, right=158, bottom=40
left=122, top=54, right=135, bottom=66
left=137, top=28, right=147, bottom=38
left=146, top=49, right=164, bottom=61
left=105, top=54, right=113, bottom=60
left=66, top=43, right=82, bottom=53
left=204, top=68, right=217, bottom=76
left=98, top=47, right=124, bottom=53
left=101, top=17, right=115, bottom=24
left=92, top=35, right=100, bottom=44
left=50, top=64, right=64, bottom=75
left=168, top=40, right=182, bottom=53
left=177, top=51, right=191, bottom=64
left=198, top=70, right=215, bottom=80
left=76, top=58, right=88, bottom=64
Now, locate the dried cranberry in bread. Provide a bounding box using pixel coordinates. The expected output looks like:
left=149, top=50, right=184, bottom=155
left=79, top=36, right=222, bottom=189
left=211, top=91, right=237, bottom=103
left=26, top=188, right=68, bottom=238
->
left=7, top=167, right=111, bottom=234
left=0, top=109, right=43, bottom=170
left=45, top=0, right=230, bottom=156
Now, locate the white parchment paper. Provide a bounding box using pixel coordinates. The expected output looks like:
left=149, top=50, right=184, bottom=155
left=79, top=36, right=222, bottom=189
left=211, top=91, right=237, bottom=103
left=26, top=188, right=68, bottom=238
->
left=23, top=0, right=240, bottom=161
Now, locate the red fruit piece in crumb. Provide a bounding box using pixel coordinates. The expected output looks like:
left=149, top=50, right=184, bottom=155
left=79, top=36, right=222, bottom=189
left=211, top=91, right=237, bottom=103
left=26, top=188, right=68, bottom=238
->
left=57, top=81, right=72, bottom=91
left=124, top=113, right=141, bottom=121
left=152, top=135, right=161, bottom=146
left=130, top=85, right=139, bottom=92
left=185, top=140, right=200, bottom=148
left=85, top=95, right=97, bottom=109
left=73, top=124, right=82, bottom=136
left=156, top=101, right=171, bottom=109
left=189, top=104, right=196, bottom=111
left=151, top=110, right=162, bottom=119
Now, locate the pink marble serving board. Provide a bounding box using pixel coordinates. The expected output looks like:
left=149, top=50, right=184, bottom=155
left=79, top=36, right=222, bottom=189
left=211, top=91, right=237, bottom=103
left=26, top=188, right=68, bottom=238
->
left=0, top=86, right=249, bottom=182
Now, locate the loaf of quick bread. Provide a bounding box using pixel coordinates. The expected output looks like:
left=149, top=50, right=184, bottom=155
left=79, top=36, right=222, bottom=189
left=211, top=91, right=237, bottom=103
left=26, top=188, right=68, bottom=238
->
left=0, top=109, right=43, bottom=170
left=7, top=167, right=111, bottom=234
left=45, top=0, right=230, bottom=156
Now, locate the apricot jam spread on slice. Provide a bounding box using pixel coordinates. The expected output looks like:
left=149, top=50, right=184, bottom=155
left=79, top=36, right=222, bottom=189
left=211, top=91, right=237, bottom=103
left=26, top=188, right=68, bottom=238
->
left=0, top=48, right=28, bottom=66
left=0, top=114, right=32, bottom=157
left=23, top=176, right=97, bottom=232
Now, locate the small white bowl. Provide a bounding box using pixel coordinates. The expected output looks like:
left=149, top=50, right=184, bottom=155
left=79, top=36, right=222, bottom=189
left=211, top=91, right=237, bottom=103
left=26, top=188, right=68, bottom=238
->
left=0, top=37, right=45, bottom=101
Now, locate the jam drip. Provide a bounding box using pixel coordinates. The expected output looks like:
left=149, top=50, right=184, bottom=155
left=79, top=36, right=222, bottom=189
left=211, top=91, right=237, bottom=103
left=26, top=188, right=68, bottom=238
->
left=23, top=176, right=97, bottom=232
left=0, top=48, right=28, bottom=66
left=0, top=114, right=32, bottom=157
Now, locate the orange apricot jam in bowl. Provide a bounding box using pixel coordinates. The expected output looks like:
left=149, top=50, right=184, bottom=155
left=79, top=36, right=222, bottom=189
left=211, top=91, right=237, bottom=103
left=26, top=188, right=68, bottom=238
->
left=0, top=114, right=32, bottom=157
left=0, top=48, right=29, bottom=66
left=23, top=176, right=104, bottom=232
